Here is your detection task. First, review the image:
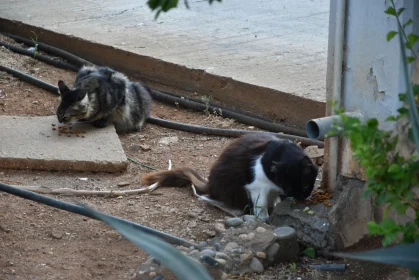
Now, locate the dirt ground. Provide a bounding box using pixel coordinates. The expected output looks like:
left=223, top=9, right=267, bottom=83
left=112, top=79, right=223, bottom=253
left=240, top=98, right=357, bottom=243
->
left=0, top=36, right=410, bottom=280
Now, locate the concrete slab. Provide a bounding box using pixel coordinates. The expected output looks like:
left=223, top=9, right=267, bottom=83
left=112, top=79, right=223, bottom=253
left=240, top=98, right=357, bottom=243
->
left=0, top=116, right=127, bottom=172
left=0, top=0, right=329, bottom=102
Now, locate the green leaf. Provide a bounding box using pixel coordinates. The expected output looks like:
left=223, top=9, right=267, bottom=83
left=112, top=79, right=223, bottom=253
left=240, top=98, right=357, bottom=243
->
left=366, top=118, right=379, bottom=129
left=303, top=247, right=316, bottom=258
left=382, top=233, right=397, bottom=247
left=331, top=242, right=419, bottom=270
left=397, top=8, right=405, bottom=16
left=387, top=31, right=398, bottom=42
left=388, top=163, right=399, bottom=173
left=385, top=7, right=397, bottom=16
left=79, top=204, right=212, bottom=280
left=407, top=56, right=416, bottom=63
left=386, top=115, right=398, bottom=121
left=403, top=19, right=413, bottom=28
left=367, top=221, right=383, bottom=235
left=399, top=93, right=407, bottom=101
left=408, top=33, right=419, bottom=47
left=398, top=107, right=409, bottom=115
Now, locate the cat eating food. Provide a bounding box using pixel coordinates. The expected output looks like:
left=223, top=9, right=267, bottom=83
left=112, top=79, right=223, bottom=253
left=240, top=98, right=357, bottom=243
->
left=142, top=133, right=318, bottom=221
left=56, top=66, right=152, bottom=133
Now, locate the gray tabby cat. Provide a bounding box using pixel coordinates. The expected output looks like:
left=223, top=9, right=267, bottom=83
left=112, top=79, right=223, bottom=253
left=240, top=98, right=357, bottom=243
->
left=56, top=66, right=152, bottom=133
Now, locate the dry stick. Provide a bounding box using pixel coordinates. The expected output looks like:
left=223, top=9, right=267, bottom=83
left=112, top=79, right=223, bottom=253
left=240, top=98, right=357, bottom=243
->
left=11, top=183, right=158, bottom=197
left=191, top=184, right=240, bottom=217
left=11, top=160, right=172, bottom=197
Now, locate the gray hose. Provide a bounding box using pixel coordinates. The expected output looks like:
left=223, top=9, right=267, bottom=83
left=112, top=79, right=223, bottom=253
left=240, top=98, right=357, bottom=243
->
left=148, top=117, right=324, bottom=147
left=0, top=41, right=79, bottom=71
left=2, top=33, right=94, bottom=68
left=148, top=88, right=308, bottom=137
left=0, top=64, right=59, bottom=94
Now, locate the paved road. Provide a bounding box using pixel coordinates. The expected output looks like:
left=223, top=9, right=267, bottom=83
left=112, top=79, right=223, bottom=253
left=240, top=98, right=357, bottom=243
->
left=0, top=0, right=329, bottom=101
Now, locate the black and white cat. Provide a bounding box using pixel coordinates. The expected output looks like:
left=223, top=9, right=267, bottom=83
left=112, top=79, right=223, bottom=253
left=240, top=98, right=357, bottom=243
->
left=142, top=133, right=318, bottom=221
left=56, top=66, right=152, bottom=133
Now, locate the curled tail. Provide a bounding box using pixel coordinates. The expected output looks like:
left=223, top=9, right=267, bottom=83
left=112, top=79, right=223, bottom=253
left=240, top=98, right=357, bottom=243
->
left=142, top=167, right=209, bottom=194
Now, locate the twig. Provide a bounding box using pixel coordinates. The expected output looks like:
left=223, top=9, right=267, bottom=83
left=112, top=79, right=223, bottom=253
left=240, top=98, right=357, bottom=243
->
left=127, top=157, right=158, bottom=170
left=11, top=183, right=158, bottom=196
left=191, top=184, right=240, bottom=217
left=11, top=160, right=172, bottom=197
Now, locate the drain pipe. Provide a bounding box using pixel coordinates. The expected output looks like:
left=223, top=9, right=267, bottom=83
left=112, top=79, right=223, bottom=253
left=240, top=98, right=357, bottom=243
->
left=306, top=112, right=364, bottom=141
left=326, top=0, right=346, bottom=190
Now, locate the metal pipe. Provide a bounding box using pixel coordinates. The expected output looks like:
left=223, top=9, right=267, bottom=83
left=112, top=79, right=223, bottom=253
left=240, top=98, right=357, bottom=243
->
left=329, top=0, right=347, bottom=191
left=306, top=112, right=364, bottom=140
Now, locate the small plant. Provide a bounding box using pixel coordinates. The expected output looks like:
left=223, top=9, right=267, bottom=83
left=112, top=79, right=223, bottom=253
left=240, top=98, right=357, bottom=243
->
left=243, top=193, right=266, bottom=221
left=147, top=0, right=222, bottom=19
left=289, top=262, right=297, bottom=271
left=201, top=95, right=213, bottom=115
left=30, top=31, right=41, bottom=59
left=303, top=247, right=316, bottom=258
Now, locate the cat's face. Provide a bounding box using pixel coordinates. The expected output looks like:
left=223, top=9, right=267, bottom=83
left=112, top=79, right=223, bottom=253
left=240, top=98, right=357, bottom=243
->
left=271, top=154, right=318, bottom=201
left=56, top=80, right=89, bottom=124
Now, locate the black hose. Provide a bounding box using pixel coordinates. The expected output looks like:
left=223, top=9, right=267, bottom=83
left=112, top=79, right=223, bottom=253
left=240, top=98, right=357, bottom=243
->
left=147, top=117, right=324, bottom=147
left=156, top=88, right=275, bottom=123
left=148, top=89, right=308, bottom=137
left=0, top=37, right=313, bottom=139
left=0, top=64, right=59, bottom=94
left=2, top=33, right=95, bottom=68
left=0, top=65, right=323, bottom=147
left=0, top=41, right=79, bottom=72
left=0, top=181, right=198, bottom=248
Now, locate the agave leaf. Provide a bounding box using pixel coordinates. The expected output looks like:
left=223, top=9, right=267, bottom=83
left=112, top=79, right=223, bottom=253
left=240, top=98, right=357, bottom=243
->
left=79, top=204, right=212, bottom=280
left=331, top=242, right=419, bottom=271
left=398, top=23, right=419, bottom=152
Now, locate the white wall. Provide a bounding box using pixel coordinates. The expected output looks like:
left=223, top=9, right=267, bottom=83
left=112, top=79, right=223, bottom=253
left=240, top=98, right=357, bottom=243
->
left=336, top=0, right=418, bottom=177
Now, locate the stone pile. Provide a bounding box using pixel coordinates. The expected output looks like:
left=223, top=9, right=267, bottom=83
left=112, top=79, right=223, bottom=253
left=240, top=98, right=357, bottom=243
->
left=134, top=216, right=299, bottom=279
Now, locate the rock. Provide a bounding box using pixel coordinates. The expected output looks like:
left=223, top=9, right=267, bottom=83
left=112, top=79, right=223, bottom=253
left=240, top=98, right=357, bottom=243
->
left=188, top=220, right=197, bottom=228
left=188, top=249, right=200, bottom=259
left=214, top=223, right=226, bottom=233
left=303, top=207, right=310, bottom=212
left=269, top=199, right=332, bottom=250
left=256, top=251, right=266, bottom=259
left=243, top=215, right=256, bottom=221
left=272, top=226, right=299, bottom=262
left=199, top=255, right=220, bottom=268
left=239, top=252, right=253, bottom=265
left=215, top=258, right=226, bottom=266
left=149, top=272, right=156, bottom=277
left=158, top=136, right=179, bottom=145
left=215, top=252, right=231, bottom=261
left=256, top=227, right=266, bottom=233
left=247, top=232, right=255, bottom=240
left=205, top=230, right=216, bottom=237
left=140, top=144, right=151, bottom=151
left=246, top=220, right=258, bottom=230
left=221, top=272, right=228, bottom=280
left=224, top=242, right=239, bottom=253
left=214, top=243, right=221, bottom=251
left=225, top=217, right=243, bottom=228
left=200, top=249, right=216, bottom=258
left=187, top=212, right=198, bottom=218
left=308, top=210, right=315, bottom=215
left=117, top=181, right=130, bottom=187
left=238, top=234, right=248, bottom=240
left=249, top=257, right=264, bottom=273
left=198, top=241, right=208, bottom=248
left=51, top=231, right=63, bottom=239
left=266, top=243, right=280, bottom=262
left=274, top=226, right=296, bottom=240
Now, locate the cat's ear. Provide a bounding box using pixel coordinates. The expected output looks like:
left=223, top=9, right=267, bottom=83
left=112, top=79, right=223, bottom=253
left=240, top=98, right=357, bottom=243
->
left=302, top=156, right=313, bottom=175
left=58, top=80, right=69, bottom=95
left=76, top=91, right=88, bottom=102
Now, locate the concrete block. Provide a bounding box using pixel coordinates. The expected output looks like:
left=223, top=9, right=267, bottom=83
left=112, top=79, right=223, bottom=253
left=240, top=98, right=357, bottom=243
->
left=0, top=116, right=127, bottom=172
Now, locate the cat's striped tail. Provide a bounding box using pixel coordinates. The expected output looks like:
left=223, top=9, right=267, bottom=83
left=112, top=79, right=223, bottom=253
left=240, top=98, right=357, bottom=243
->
left=142, top=168, right=209, bottom=194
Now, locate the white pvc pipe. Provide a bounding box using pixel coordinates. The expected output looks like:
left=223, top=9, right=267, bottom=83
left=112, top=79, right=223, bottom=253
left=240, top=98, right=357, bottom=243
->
left=329, top=0, right=347, bottom=190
